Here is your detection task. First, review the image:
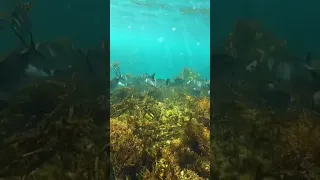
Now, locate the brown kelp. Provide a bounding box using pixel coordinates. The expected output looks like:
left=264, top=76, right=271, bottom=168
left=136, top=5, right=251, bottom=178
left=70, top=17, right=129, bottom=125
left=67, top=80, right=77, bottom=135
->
left=110, top=72, right=210, bottom=179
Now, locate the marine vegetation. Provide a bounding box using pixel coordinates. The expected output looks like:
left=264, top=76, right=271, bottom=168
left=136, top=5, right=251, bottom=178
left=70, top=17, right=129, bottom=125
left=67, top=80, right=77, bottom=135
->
left=211, top=19, right=320, bottom=180
left=0, top=76, right=109, bottom=180
left=179, top=67, right=201, bottom=81
left=110, top=72, right=210, bottom=179
left=212, top=101, right=320, bottom=180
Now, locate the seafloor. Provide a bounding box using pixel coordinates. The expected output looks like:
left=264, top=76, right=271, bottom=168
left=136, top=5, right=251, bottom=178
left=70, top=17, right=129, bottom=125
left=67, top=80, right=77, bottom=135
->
left=0, top=78, right=110, bottom=180
left=110, top=82, right=210, bottom=179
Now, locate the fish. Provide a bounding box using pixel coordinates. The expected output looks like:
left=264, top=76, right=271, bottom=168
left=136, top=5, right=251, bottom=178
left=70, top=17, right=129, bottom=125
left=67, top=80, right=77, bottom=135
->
left=302, top=54, right=320, bottom=114
left=301, top=53, right=320, bottom=85
left=11, top=4, right=45, bottom=62
left=120, top=74, right=138, bottom=87
left=31, top=41, right=78, bottom=76
left=186, top=79, right=204, bottom=88
left=186, top=79, right=210, bottom=94
left=24, top=64, right=54, bottom=77
left=191, top=87, right=201, bottom=98
left=139, top=73, right=156, bottom=87
left=276, top=52, right=320, bottom=115
left=171, top=77, right=185, bottom=87
left=110, top=75, right=125, bottom=91
left=11, top=4, right=33, bottom=47
left=145, top=73, right=156, bottom=86
left=155, top=78, right=170, bottom=88
left=0, top=4, right=44, bottom=91
left=185, top=78, right=210, bottom=98
left=20, top=39, right=88, bottom=80
left=312, top=90, right=320, bottom=115
left=109, top=71, right=211, bottom=98
left=286, top=52, right=320, bottom=84
left=0, top=1, right=32, bottom=30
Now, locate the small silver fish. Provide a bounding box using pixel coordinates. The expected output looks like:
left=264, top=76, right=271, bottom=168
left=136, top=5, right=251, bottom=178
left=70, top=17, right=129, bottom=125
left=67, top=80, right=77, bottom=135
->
left=312, top=90, right=320, bottom=115
left=141, top=73, right=156, bottom=86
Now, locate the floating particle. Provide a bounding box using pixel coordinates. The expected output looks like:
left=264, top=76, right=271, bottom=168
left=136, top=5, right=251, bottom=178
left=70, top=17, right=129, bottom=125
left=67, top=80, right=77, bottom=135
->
left=157, top=37, right=164, bottom=43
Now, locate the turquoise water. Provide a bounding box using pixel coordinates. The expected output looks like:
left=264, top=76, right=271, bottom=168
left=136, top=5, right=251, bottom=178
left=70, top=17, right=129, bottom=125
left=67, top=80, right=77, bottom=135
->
left=110, top=0, right=210, bottom=79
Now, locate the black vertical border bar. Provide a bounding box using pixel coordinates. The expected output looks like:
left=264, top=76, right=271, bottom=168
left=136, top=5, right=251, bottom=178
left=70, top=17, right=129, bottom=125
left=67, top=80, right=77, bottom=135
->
left=209, top=0, right=214, bottom=179
left=105, top=0, right=111, bottom=178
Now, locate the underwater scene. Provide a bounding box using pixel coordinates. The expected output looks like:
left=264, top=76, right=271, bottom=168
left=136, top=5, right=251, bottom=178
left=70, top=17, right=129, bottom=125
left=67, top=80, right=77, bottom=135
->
left=211, top=1, right=320, bottom=180
left=1, top=0, right=320, bottom=180
left=0, top=0, right=110, bottom=179
left=110, top=0, right=210, bottom=179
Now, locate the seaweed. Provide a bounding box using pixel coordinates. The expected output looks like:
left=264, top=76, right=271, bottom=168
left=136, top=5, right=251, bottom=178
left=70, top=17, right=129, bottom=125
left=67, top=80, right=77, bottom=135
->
left=212, top=19, right=320, bottom=180
left=0, top=76, right=109, bottom=179
left=110, top=85, right=210, bottom=179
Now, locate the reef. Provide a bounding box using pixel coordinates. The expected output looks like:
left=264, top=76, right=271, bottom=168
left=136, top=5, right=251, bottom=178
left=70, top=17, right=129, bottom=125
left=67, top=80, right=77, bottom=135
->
left=212, top=19, right=320, bottom=180
left=0, top=75, right=109, bottom=179
left=110, top=84, right=210, bottom=179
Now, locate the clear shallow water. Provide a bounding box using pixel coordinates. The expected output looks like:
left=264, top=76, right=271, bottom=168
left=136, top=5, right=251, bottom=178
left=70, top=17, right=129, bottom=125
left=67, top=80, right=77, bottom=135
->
left=110, top=0, right=210, bottom=79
